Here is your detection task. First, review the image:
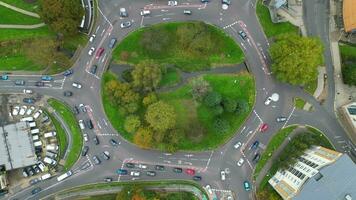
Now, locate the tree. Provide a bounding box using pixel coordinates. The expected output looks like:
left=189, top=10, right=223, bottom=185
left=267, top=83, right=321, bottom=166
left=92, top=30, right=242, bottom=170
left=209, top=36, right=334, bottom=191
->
left=204, top=91, right=222, bottom=107
left=213, top=118, right=230, bottom=134
left=134, top=127, right=154, bottom=149
left=269, top=33, right=324, bottom=86
left=222, top=97, right=237, bottom=113
left=39, top=0, right=84, bottom=36
left=236, top=99, right=249, bottom=113
left=124, top=115, right=141, bottom=133
left=145, top=101, right=176, bottom=132
left=142, top=93, right=158, bottom=107
left=131, top=60, right=162, bottom=92
left=190, top=77, right=211, bottom=101
left=211, top=105, right=224, bottom=116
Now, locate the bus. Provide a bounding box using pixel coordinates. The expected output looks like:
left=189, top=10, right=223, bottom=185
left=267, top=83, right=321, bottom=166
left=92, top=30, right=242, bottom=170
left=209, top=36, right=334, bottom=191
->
left=57, top=171, right=73, bottom=182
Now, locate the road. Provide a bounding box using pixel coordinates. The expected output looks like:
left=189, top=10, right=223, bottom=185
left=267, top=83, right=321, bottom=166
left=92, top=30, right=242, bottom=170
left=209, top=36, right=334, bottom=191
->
left=1, top=0, right=355, bottom=200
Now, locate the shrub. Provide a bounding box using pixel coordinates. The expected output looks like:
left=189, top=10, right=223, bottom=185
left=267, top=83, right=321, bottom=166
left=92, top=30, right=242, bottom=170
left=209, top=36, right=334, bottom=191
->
left=213, top=118, right=230, bottom=134
left=204, top=91, right=222, bottom=107
left=222, top=97, right=237, bottom=113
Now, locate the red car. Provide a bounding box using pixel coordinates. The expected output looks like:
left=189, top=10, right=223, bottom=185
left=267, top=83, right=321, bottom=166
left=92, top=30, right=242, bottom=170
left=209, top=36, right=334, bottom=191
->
left=95, top=47, right=105, bottom=59
left=260, top=123, right=268, bottom=132
left=185, top=169, right=195, bottom=176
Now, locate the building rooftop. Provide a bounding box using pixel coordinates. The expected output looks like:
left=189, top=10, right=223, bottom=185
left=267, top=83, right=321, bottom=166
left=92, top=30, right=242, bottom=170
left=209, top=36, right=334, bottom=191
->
left=343, top=0, right=356, bottom=32
left=294, top=154, right=356, bottom=200
left=0, top=122, right=37, bottom=170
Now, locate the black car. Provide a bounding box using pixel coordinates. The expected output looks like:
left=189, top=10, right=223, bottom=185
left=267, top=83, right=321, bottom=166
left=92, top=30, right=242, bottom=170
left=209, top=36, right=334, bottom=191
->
left=32, top=165, right=40, bottom=174
left=110, top=139, right=118, bottom=147
left=82, top=146, right=89, bottom=156
left=253, top=153, right=261, bottom=163
left=63, top=91, right=73, bottom=97
left=155, top=165, right=165, bottom=171
left=108, top=38, right=117, bottom=49
left=193, top=176, right=202, bottom=181
left=93, top=136, right=99, bottom=145
left=173, top=167, right=183, bottom=173
left=101, top=151, right=110, bottom=160
left=23, top=98, right=35, bottom=104
left=125, top=162, right=135, bottom=168
left=73, top=106, right=80, bottom=115
left=31, top=187, right=41, bottom=195
left=90, top=65, right=97, bottom=74
left=86, top=120, right=94, bottom=129
left=92, top=155, right=101, bottom=165
left=14, top=80, right=25, bottom=85
left=146, top=171, right=156, bottom=177
left=35, top=81, right=45, bottom=87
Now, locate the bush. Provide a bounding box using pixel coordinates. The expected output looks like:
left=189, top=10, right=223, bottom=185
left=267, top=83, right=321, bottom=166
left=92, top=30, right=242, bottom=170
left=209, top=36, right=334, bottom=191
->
left=236, top=99, right=249, bottom=113
left=211, top=105, right=224, bottom=116
left=213, top=118, right=230, bottom=134
left=204, top=91, right=222, bottom=107
left=222, top=97, right=237, bottom=113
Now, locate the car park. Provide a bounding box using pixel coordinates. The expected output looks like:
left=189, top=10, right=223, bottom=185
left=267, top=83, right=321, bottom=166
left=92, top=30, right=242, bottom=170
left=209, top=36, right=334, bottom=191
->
left=251, top=140, right=260, bottom=149
left=120, top=7, right=128, bottom=17
left=243, top=181, right=251, bottom=191
left=63, top=69, right=73, bottom=76
left=140, top=10, right=150, bottom=16
left=35, top=81, right=45, bottom=87
left=237, top=158, right=245, bottom=167
left=185, top=168, right=195, bottom=176
left=253, top=153, right=261, bottom=163
left=15, top=80, right=25, bottom=85
left=93, top=135, right=99, bottom=145
left=90, top=65, right=97, bottom=74
left=155, top=165, right=165, bottom=171
left=146, top=171, right=156, bottom=177
left=101, top=151, right=110, bottom=160
left=117, top=169, right=128, bottom=175
left=205, top=185, right=213, bottom=194
left=130, top=171, right=140, bottom=177
left=88, top=47, right=95, bottom=56
left=63, top=91, right=73, bottom=97
left=168, top=1, right=177, bottom=6
left=137, top=164, right=147, bottom=169
left=95, top=47, right=105, bottom=59
left=41, top=76, right=52, bottom=81
left=108, top=38, right=117, bottom=48
left=72, top=82, right=82, bottom=89
left=86, top=120, right=94, bottom=129
left=125, top=163, right=135, bottom=168
left=89, top=34, right=96, bottom=42
left=238, top=30, right=247, bottom=40
left=120, top=21, right=132, bottom=28
left=276, top=116, right=287, bottom=122
left=173, top=167, right=183, bottom=173
left=78, top=120, right=85, bottom=130
left=193, top=176, right=202, bottom=181
left=79, top=104, right=87, bottom=112
left=31, top=187, right=42, bottom=195
left=33, top=110, right=42, bottom=119
left=221, top=170, right=226, bottom=180
left=110, top=139, right=119, bottom=146
left=82, top=146, right=89, bottom=156
left=23, top=98, right=35, bottom=104
left=23, top=89, right=33, bottom=94
left=234, top=141, right=242, bottom=149
left=259, top=123, right=268, bottom=132
left=104, top=177, right=113, bottom=182
left=183, top=10, right=192, bottom=15
left=92, top=156, right=101, bottom=165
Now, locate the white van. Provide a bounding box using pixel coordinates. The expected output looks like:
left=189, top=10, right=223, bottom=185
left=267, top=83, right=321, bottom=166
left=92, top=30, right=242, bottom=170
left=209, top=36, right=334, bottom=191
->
left=30, top=129, right=39, bottom=134
left=57, top=171, right=73, bottom=182
left=34, top=141, right=42, bottom=147
left=44, top=131, right=56, bottom=138
left=33, top=110, right=43, bottom=119
left=78, top=120, right=85, bottom=130
left=21, top=116, right=34, bottom=122
left=43, top=157, right=57, bottom=166
left=46, top=144, right=59, bottom=151
left=41, top=173, right=52, bottom=180
left=32, top=135, right=39, bottom=141
left=29, top=122, right=36, bottom=128
left=140, top=10, right=151, bottom=16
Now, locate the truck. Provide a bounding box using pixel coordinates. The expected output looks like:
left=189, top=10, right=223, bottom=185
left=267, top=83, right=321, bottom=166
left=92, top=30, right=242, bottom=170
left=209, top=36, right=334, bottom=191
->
left=57, top=171, right=73, bottom=182
left=30, top=128, right=40, bottom=134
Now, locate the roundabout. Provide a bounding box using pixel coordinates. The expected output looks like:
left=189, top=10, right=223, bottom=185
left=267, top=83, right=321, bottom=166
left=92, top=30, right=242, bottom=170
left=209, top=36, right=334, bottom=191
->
left=0, top=0, right=355, bottom=200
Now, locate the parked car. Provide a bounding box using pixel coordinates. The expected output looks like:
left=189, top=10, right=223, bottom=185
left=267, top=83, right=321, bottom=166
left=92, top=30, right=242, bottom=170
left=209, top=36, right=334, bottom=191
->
left=110, top=139, right=119, bottom=147
left=23, top=89, right=33, bottom=94
left=83, top=133, right=89, bottom=142
left=168, top=1, right=177, bottom=6
left=93, top=135, right=99, bottom=145
left=183, top=10, right=192, bottom=15
left=120, top=7, right=128, bottom=17
left=82, top=146, right=89, bottom=156
left=108, top=38, right=117, bottom=48
left=0, top=74, right=8, bottom=80
left=125, top=163, right=135, bottom=168
left=130, top=171, right=140, bottom=177
left=33, top=110, right=42, bottom=119
left=155, top=165, right=165, bottom=171
left=79, top=104, right=87, bottom=112
left=78, top=120, right=85, bottom=130
left=137, top=164, right=147, bottom=169
left=90, top=65, right=98, bottom=74
left=63, top=91, right=73, bottom=97
left=201, top=0, right=209, bottom=2
left=185, top=168, right=195, bottom=176
left=19, top=106, right=27, bottom=115
left=73, top=106, right=80, bottom=115
left=63, top=69, right=73, bottom=76
left=243, top=181, right=251, bottom=191
left=250, top=140, right=260, bottom=150
left=222, top=0, right=231, bottom=5
left=104, top=177, right=113, bottom=182
left=193, top=176, right=202, bottom=181
left=259, top=123, right=268, bottom=132
left=101, top=151, right=110, bottom=160
left=23, top=98, right=35, bottom=104
left=89, top=34, right=96, bottom=43
left=92, top=155, right=101, bottom=165
left=86, top=120, right=94, bottom=129
left=146, top=171, right=156, bottom=177
left=26, top=106, right=35, bottom=115
left=120, top=21, right=132, bottom=28
left=220, top=170, right=226, bottom=180
left=31, top=187, right=42, bottom=195
left=205, top=185, right=213, bottom=194
left=35, top=81, right=45, bottom=87
left=41, top=76, right=52, bottom=81
left=88, top=47, right=95, bottom=56
left=15, top=80, right=25, bottom=85
left=276, top=116, right=287, bottom=122
left=117, top=169, right=128, bottom=175
left=12, top=106, right=20, bottom=116
left=173, top=167, right=183, bottom=173
left=95, top=47, right=105, bottom=59
left=72, top=82, right=82, bottom=89
left=237, top=158, right=245, bottom=167
left=234, top=141, right=242, bottom=149
left=253, top=153, right=261, bottom=163
left=238, top=30, right=247, bottom=40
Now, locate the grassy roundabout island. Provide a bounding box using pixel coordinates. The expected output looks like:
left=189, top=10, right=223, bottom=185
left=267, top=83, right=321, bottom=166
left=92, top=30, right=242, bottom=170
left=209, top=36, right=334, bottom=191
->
left=104, top=22, right=255, bottom=151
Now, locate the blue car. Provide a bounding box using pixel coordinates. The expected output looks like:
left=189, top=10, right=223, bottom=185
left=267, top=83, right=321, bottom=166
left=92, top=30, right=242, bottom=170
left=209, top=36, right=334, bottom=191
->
left=251, top=140, right=259, bottom=150
left=243, top=181, right=251, bottom=191
left=41, top=76, right=53, bottom=81
left=23, top=98, right=35, bottom=104
left=63, top=69, right=73, bottom=76
left=116, top=169, right=128, bottom=175
left=0, top=75, right=8, bottom=80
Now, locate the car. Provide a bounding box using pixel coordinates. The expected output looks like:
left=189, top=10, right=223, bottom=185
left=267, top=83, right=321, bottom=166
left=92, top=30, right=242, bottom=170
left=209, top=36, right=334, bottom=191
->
left=73, top=106, right=80, bottom=115
left=26, top=106, right=35, bottom=115
left=155, top=165, right=165, bottom=171
left=140, top=10, right=150, bottom=16
left=227, top=196, right=233, bottom=200
left=259, top=123, right=268, bottom=132
left=237, top=158, right=245, bottom=167
left=35, top=81, right=45, bottom=87
left=146, top=171, right=156, bottom=177
left=120, top=21, right=132, bottom=28
left=205, top=185, right=213, bottom=194
left=23, top=98, right=35, bottom=104
left=86, top=120, right=94, bottom=129
left=168, top=1, right=177, bottom=6
left=253, top=153, right=261, bottom=163
left=264, top=96, right=272, bottom=105
left=117, top=169, right=128, bottom=175
left=110, top=139, right=119, bottom=146
left=183, top=10, right=192, bottom=15
left=238, top=30, right=247, bottom=40
left=79, top=104, right=87, bottom=112
left=41, top=76, right=52, bottom=81
left=0, top=74, right=8, bottom=80
left=19, top=106, right=27, bottom=115
left=89, top=34, right=96, bottom=42
left=32, top=165, right=40, bottom=174
left=23, top=89, right=33, bottom=94
left=265, top=93, right=279, bottom=105
left=220, top=170, right=226, bottom=180
left=90, top=65, right=97, bottom=74
left=72, top=82, right=82, bottom=89
left=101, top=151, right=110, bottom=160
left=222, top=0, right=231, bottom=5
left=12, top=106, right=20, bottom=116
left=251, top=140, right=260, bottom=149
left=93, top=136, right=99, bottom=145
left=95, top=47, right=105, bottom=59
left=119, top=7, right=128, bottom=17
left=63, top=69, right=73, bottom=76
left=26, top=167, right=34, bottom=176
left=92, top=156, right=101, bottom=165
left=104, top=177, right=113, bottom=182
left=201, top=0, right=209, bottom=2
left=83, top=133, right=89, bottom=142
left=130, top=171, right=140, bottom=177
left=126, top=163, right=135, bottom=168
left=22, top=169, right=29, bottom=177
left=33, top=109, right=42, bottom=119
left=173, top=167, right=183, bottom=173
left=193, top=176, right=202, bottom=181
left=185, top=168, right=195, bottom=176
left=243, top=181, right=251, bottom=191
left=137, top=164, right=147, bottom=169
left=15, top=80, right=25, bottom=85
left=82, top=146, right=89, bottom=156
left=78, top=120, right=85, bottom=130
left=88, top=47, right=95, bottom=56
left=234, top=141, right=242, bottom=149
left=276, top=116, right=287, bottom=122
left=108, top=38, right=117, bottom=48
left=31, top=187, right=42, bottom=195
left=63, top=91, right=73, bottom=97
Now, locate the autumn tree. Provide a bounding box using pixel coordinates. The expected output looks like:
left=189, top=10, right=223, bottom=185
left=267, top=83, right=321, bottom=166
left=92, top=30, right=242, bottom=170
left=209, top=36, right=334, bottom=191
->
left=145, top=101, right=176, bottom=133
left=124, top=115, right=141, bottom=133
left=190, top=77, right=211, bottom=101
left=134, top=127, right=154, bottom=149
left=142, top=92, right=158, bottom=107
left=39, top=0, right=84, bottom=36
left=131, top=60, right=162, bottom=92
left=269, top=33, right=324, bottom=86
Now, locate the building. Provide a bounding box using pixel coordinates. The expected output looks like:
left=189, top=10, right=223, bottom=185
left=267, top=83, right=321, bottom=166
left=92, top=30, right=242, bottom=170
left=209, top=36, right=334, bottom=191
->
left=342, top=102, right=356, bottom=134
left=0, top=122, right=37, bottom=171
left=268, top=146, right=343, bottom=199
left=343, top=0, right=356, bottom=33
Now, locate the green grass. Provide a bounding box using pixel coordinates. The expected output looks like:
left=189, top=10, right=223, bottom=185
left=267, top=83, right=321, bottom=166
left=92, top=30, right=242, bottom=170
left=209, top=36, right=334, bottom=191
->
left=304, top=78, right=318, bottom=95
left=46, top=110, right=67, bottom=158
left=339, top=43, right=356, bottom=86
left=0, top=25, right=53, bottom=41
left=294, top=97, right=306, bottom=109
left=339, top=43, right=356, bottom=60
left=1, top=0, right=40, bottom=13
left=256, top=0, right=298, bottom=38
left=48, top=99, right=83, bottom=170
left=159, top=68, right=181, bottom=87
left=113, top=22, right=244, bottom=72
left=74, top=194, right=116, bottom=200
left=62, top=34, right=88, bottom=52
left=254, top=126, right=297, bottom=179
left=0, top=6, right=41, bottom=25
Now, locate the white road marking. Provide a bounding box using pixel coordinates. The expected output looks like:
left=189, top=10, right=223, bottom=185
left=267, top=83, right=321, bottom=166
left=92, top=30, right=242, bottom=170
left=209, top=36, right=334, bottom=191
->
left=162, top=17, right=171, bottom=21
left=282, top=106, right=296, bottom=128
left=100, top=29, right=106, bottom=36
left=140, top=16, right=145, bottom=27
left=253, top=110, right=263, bottom=123
left=95, top=25, right=100, bottom=34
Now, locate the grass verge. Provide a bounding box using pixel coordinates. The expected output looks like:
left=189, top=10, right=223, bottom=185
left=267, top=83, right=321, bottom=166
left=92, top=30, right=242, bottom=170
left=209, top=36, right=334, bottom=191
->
left=47, top=99, right=82, bottom=170
left=159, top=67, right=181, bottom=87
left=46, top=110, right=67, bottom=158
left=0, top=6, right=41, bottom=25
left=339, top=42, right=356, bottom=86
left=294, top=97, right=306, bottom=109
left=1, top=0, right=40, bottom=13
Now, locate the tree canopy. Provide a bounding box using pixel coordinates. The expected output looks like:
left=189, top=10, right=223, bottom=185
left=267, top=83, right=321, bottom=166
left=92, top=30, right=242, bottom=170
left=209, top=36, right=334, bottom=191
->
left=145, top=101, right=176, bottom=133
left=131, top=60, right=162, bottom=92
left=269, top=33, right=324, bottom=86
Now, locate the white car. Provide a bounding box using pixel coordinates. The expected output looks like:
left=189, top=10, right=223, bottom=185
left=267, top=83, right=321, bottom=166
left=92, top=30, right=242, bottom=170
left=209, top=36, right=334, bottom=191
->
left=12, top=106, right=20, bottom=116
left=89, top=34, right=96, bottom=42
left=78, top=120, right=85, bottom=130
left=83, top=133, right=89, bottom=142
left=205, top=185, right=213, bottom=194
left=19, top=105, right=27, bottom=116
left=137, top=164, right=147, bottom=169
left=140, top=10, right=151, bottom=16
left=88, top=47, right=95, bottom=56
left=237, top=158, right=245, bottom=167
left=264, top=96, right=272, bottom=105
left=130, top=171, right=140, bottom=177
left=220, top=170, right=226, bottom=181
left=234, top=142, right=242, bottom=149
left=168, top=1, right=178, bottom=6
left=33, top=109, right=43, bottom=119
left=26, top=106, right=35, bottom=115
left=265, top=93, right=279, bottom=105
left=72, top=82, right=82, bottom=89
left=23, top=89, right=33, bottom=94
